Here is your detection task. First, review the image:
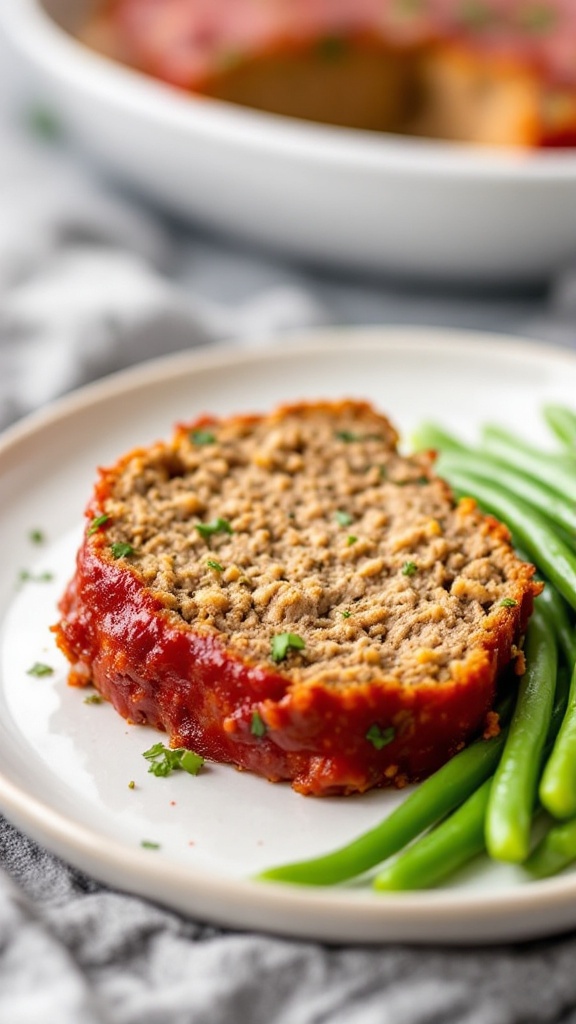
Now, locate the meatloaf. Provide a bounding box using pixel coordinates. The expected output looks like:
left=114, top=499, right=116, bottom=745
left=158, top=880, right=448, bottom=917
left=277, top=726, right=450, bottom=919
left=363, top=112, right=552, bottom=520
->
left=55, top=400, right=540, bottom=796
left=81, top=0, right=576, bottom=147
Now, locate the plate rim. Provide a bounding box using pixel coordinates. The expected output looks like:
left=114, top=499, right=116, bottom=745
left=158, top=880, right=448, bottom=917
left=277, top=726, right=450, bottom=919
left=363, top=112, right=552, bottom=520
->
left=4, top=0, right=576, bottom=182
left=2, top=322, right=576, bottom=456
left=2, top=324, right=576, bottom=943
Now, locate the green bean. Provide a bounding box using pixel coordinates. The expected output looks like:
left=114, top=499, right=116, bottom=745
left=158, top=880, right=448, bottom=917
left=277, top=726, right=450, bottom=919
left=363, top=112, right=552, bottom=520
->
left=256, top=725, right=509, bottom=886
left=481, top=425, right=576, bottom=504
left=373, top=781, right=491, bottom=891
left=536, top=587, right=576, bottom=668
left=436, top=451, right=576, bottom=542
left=410, top=423, right=469, bottom=454
left=484, top=422, right=576, bottom=465
left=373, top=664, right=569, bottom=890
left=524, top=816, right=576, bottom=879
left=543, top=404, right=576, bottom=451
left=412, top=423, right=576, bottom=545
left=441, top=467, right=576, bottom=611
left=539, top=662, right=576, bottom=819
left=537, top=582, right=576, bottom=822
left=485, top=607, right=558, bottom=862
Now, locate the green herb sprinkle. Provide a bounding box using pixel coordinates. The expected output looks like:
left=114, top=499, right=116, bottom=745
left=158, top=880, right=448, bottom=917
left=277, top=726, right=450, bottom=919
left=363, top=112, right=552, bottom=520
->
left=366, top=724, right=396, bottom=750
left=270, top=633, right=306, bottom=663
left=27, top=662, right=54, bottom=677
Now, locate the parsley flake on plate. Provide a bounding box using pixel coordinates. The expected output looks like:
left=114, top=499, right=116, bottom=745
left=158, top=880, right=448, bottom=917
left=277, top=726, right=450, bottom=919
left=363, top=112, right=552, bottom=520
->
left=28, top=105, right=62, bottom=141
left=27, top=662, right=54, bottom=677
left=143, top=742, right=205, bottom=777
left=19, top=569, right=54, bottom=584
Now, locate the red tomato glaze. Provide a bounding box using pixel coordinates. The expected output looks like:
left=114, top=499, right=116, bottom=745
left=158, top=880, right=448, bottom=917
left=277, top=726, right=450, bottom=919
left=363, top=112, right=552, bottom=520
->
left=55, top=528, right=531, bottom=796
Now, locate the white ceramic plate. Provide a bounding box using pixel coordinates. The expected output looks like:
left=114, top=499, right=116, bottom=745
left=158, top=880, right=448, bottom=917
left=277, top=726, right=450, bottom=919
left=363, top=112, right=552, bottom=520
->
left=1, top=326, right=576, bottom=945
left=2, top=0, right=576, bottom=284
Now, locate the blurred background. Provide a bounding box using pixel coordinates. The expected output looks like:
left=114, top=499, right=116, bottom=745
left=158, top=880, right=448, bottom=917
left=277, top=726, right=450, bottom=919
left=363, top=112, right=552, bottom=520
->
left=1, top=0, right=576, bottom=432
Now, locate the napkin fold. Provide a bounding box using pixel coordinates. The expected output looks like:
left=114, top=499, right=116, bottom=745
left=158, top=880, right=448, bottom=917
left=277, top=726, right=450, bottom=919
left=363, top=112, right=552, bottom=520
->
left=4, top=815, right=576, bottom=1024
left=0, top=85, right=576, bottom=1024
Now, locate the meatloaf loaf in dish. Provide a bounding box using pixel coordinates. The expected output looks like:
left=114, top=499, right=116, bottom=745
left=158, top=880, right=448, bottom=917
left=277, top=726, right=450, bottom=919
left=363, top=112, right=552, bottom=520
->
left=55, top=400, right=541, bottom=796
left=82, top=0, right=576, bottom=147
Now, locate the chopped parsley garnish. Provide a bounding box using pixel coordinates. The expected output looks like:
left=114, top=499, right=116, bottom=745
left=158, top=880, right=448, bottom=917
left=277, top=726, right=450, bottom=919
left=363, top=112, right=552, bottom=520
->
left=27, top=662, right=54, bottom=677
left=28, top=529, right=45, bottom=545
left=396, top=476, right=428, bottom=488
left=270, top=632, right=306, bottom=663
left=19, top=569, right=54, bottom=584
left=316, top=35, right=348, bottom=60
left=83, top=694, right=104, bottom=705
left=347, top=535, right=358, bottom=546
left=28, top=105, right=61, bottom=141
left=499, top=598, right=518, bottom=608
left=206, top=559, right=224, bottom=572
left=402, top=561, right=418, bottom=577
left=217, top=49, right=243, bottom=72
left=517, top=4, right=557, bottom=32
left=366, top=724, right=396, bottom=750
left=335, top=430, right=382, bottom=443
left=341, top=610, right=352, bottom=619
left=141, top=840, right=160, bottom=850
left=394, top=0, right=426, bottom=16
left=88, top=514, right=110, bottom=535
left=334, top=510, right=353, bottom=527
left=190, top=429, right=216, bottom=446
left=195, top=518, right=233, bottom=541
left=143, top=742, right=205, bottom=777
left=458, top=0, right=494, bottom=29
left=110, top=542, right=134, bottom=559
left=250, top=711, right=267, bottom=738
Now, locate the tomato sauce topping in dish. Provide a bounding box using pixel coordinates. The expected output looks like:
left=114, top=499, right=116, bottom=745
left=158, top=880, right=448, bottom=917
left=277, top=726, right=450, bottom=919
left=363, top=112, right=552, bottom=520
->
left=81, top=0, right=576, bottom=146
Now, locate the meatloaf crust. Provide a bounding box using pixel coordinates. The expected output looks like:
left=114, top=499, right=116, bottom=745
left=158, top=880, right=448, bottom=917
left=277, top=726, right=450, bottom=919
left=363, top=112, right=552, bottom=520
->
left=55, top=400, right=541, bottom=795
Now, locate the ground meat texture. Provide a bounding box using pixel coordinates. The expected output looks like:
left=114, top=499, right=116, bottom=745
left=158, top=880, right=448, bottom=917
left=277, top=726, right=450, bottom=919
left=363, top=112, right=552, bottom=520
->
left=55, top=400, right=541, bottom=796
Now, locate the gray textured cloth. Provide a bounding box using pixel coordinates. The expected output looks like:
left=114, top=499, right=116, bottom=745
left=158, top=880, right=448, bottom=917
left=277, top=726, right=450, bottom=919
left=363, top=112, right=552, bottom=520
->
left=1, top=76, right=576, bottom=1024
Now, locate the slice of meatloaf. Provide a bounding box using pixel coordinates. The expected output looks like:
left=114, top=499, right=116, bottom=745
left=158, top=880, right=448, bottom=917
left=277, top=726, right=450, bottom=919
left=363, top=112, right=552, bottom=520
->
left=55, top=400, right=541, bottom=796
